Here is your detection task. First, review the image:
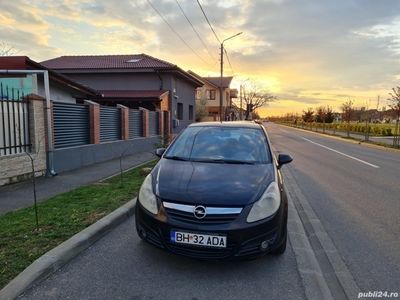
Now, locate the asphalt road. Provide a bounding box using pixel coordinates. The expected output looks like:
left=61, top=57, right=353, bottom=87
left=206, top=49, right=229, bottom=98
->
left=18, top=122, right=399, bottom=299
left=20, top=216, right=306, bottom=300
left=267, top=123, right=400, bottom=293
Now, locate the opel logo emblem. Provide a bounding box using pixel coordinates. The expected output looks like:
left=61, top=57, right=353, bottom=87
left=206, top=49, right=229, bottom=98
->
left=193, top=205, right=207, bottom=219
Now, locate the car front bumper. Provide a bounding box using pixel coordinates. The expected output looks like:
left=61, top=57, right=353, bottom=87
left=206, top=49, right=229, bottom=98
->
left=135, top=200, right=287, bottom=260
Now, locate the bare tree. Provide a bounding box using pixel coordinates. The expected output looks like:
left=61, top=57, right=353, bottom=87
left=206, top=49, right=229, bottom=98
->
left=25, top=137, right=44, bottom=232
left=240, top=84, right=275, bottom=120
left=0, top=41, right=19, bottom=56
left=341, top=100, right=354, bottom=137
left=388, top=87, right=400, bottom=147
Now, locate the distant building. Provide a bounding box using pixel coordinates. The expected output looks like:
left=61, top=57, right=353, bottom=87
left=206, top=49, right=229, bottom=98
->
left=189, top=71, right=234, bottom=121
left=42, top=54, right=203, bottom=133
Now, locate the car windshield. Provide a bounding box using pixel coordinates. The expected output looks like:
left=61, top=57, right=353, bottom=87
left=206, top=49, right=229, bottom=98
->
left=164, top=126, right=271, bottom=164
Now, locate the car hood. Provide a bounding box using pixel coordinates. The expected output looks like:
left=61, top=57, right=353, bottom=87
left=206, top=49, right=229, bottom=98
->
left=152, top=159, right=275, bottom=206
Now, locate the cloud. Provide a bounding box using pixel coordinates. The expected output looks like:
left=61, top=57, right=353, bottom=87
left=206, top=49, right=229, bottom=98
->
left=1, top=0, right=399, bottom=116
left=0, top=0, right=61, bottom=59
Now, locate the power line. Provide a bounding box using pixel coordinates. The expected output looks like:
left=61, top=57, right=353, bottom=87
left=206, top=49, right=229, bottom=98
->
left=196, top=0, right=221, bottom=44
left=175, top=0, right=216, bottom=62
left=147, top=0, right=213, bottom=68
left=224, top=48, right=235, bottom=76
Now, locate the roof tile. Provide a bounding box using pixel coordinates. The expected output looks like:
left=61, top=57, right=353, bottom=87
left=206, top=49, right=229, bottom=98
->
left=41, top=54, right=176, bottom=70
left=204, top=76, right=233, bottom=88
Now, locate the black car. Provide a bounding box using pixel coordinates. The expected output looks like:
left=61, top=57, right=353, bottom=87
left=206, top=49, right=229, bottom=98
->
left=135, top=121, right=293, bottom=260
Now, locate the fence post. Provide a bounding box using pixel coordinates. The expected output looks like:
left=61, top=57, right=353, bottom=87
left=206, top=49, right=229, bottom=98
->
left=164, top=111, right=171, bottom=139
left=117, top=104, right=129, bottom=140
left=157, top=110, right=164, bottom=136
left=24, top=94, right=45, bottom=156
left=84, top=100, right=100, bottom=144
left=140, top=107, right=149, bottom=138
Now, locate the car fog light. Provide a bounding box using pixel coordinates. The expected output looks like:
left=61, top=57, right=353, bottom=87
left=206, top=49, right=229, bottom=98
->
left=260, top=240, right=269, bottom=251
left=137, top=226, right=147, bottom=238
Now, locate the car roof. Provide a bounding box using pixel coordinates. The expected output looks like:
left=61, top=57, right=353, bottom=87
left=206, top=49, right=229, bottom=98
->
left=188, top=121, right=263, bottom=129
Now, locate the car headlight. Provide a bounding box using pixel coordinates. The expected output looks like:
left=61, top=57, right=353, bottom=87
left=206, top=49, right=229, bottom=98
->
left=138, top=174, right=158, bottom=214
left=247, top=181, right=281, bottom=223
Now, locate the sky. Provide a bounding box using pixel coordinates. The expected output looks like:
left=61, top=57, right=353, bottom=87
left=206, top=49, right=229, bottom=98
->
left=1, top=0, right=399, bottom=116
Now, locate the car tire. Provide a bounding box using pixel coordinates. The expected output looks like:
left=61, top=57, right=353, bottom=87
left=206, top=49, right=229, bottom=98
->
left=271, top=223, right=287, bottom=255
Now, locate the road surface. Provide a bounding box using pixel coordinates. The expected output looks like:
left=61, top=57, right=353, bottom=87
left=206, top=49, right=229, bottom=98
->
left=267, top=123, right=400, bottom=293
left=19, top=122, right=400, bottom=299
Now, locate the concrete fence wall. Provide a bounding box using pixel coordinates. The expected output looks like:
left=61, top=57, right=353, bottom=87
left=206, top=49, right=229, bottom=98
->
left=0, top=98, right=171, bottom=186
left=52, top=102, right=168, bottom=173
left=53, top=136, right=160, bottom=173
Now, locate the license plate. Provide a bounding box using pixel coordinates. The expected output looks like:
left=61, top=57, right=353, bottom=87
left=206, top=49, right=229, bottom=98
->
left=171, top=231, right=227, bottom=248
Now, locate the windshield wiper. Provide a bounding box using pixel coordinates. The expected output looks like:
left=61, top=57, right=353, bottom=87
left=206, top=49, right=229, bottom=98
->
left=164, top=155, right=190, bottom=161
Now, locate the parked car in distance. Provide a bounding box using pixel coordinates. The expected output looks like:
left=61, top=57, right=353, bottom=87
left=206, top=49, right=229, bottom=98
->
left=135, top=121, right=293, bottom=260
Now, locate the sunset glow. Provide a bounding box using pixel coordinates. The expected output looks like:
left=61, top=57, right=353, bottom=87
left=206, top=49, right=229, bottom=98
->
left=1, top=0, right=399, bottom=117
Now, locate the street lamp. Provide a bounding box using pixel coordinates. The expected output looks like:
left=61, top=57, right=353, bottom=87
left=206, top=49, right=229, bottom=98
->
left=220, top=32, right=242, bottom=121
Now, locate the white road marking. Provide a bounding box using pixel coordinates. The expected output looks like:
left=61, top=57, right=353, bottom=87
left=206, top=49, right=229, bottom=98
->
left=302, top=137, right=380, bottom=169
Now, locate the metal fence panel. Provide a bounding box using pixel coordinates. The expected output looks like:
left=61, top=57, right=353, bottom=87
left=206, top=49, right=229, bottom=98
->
left=0, top=83, right=30, bottom=156
left=53, top=102, right=90, bottom=149
left=129, top=109, right=143, bottom=138
left=0, top=99, right=30, bottom=156
left=149, top=111, right=159, bottom=136
left=100, top=106, right=121, bottom=142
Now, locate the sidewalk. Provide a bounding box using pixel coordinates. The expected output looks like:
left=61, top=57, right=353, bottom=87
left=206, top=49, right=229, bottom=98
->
left=0, top=151, right=156, bottom=215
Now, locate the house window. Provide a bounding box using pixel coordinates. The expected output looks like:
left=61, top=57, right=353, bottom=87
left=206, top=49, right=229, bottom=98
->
left=189, top=105, right=194, bottom=120
left=177, top=102, right=183, bottom=120
left=206, top=89, right=216, bottom=100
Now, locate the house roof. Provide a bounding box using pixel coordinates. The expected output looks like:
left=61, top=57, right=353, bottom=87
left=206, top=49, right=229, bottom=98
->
left=203, top=76, right=233, bottom=88
left=0, top=56, right=98, bottom=96
left=41, top=54, right=204, bottom=88
left=187, top=71, right=233, bottom=88
left=100, top=90, right=169, bottom=100
left=41, top=54, right=175, bottom=70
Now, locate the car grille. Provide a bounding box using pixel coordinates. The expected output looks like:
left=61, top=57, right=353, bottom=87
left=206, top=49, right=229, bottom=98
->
left=165, top=208, right=239, bottom=224
left=163, top=201, right=242, bottom=225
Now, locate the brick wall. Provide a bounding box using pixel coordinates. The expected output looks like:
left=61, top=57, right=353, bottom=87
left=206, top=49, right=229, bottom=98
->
left=160, top=93, right=169, bottom=111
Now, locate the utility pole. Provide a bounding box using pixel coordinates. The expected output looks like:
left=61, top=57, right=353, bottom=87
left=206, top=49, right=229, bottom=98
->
left=239, top=84, right=243, bottom=120
left=219, top=32, right=242, bottom=122
left=219, top=44, right=224, bottom=121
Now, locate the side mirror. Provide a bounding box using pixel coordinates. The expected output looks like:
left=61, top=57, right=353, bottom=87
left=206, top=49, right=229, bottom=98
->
left=277, top=154, right=293, bottom=169
left=155, top=148, right=166, bottom=158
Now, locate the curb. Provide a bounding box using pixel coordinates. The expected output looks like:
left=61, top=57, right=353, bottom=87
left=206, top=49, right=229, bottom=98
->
left=99, top=158, right=157, bottom=183
left=0, top=199, right=137, bottom=300
left=287, top=194, right=334, bottom=300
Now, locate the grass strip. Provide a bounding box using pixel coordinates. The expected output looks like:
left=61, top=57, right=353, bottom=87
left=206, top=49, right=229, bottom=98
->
left=0, top=160, right=157, bottom=289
